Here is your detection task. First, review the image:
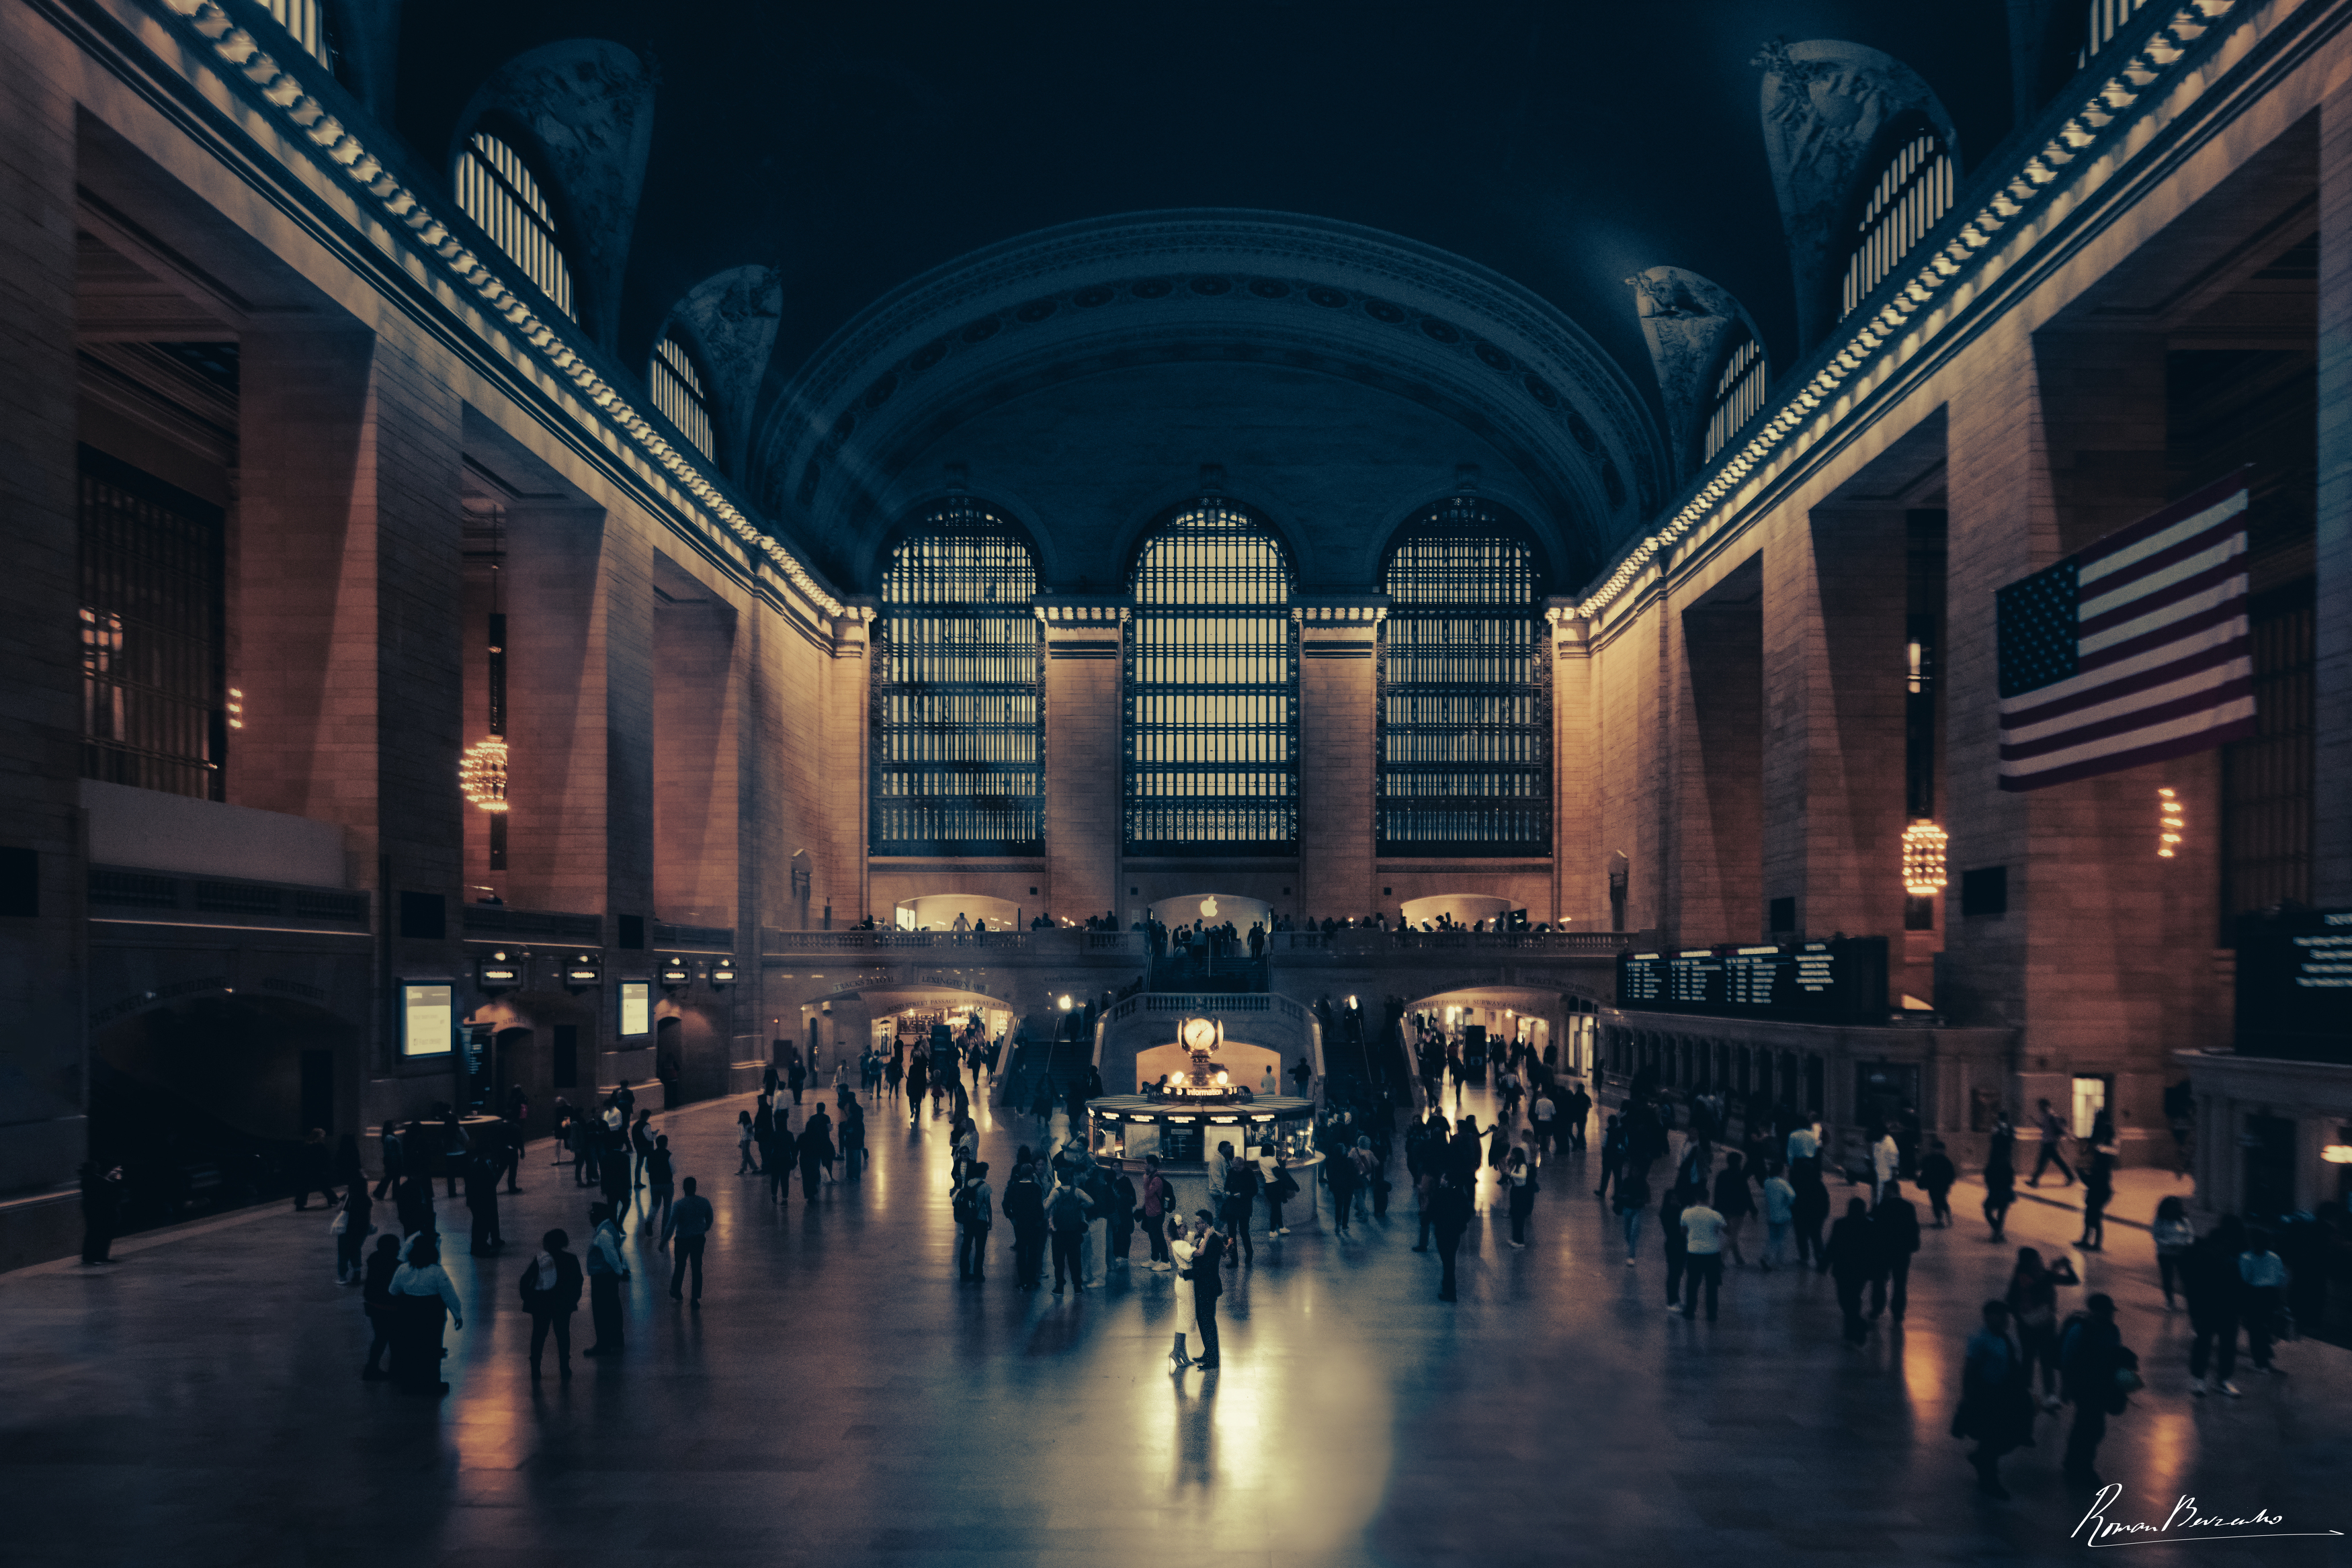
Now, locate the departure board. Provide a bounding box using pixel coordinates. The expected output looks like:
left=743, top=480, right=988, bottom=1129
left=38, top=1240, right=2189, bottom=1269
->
left=2234, top=908, right=2352, bottom=1063
left=1615, top=937, right=1886, bottom=1025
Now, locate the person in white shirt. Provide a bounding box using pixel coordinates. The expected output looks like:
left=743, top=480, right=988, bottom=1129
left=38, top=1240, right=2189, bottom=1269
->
left=388, top=1235, right=463, bottom=1394
left=583, top=1203, right=630, bottom=1357
left=1872, top=1127, right=1900, bottom=1204
left=1761, top=1164, right=1796, bottom=1271
left=1786, top=1121, right=1820, bottom=1172
left=1678, top=1199, right=1726, bottom=1320
left=1529, top=1092, right=1556, bottom=1165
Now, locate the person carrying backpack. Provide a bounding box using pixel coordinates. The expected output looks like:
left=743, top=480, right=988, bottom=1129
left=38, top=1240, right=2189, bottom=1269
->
left=2058, top=1293, right=2136, bottom=1485
left=1047, top=1174, right=1093, bottom=1294
left=517, top=1227, right=583, bottom=1381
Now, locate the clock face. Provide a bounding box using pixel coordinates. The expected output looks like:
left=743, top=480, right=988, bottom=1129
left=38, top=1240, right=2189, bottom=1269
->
left=1182, top=1018, right=1216, bottom=1049
left=1200, top=897, right=1219, bottom=918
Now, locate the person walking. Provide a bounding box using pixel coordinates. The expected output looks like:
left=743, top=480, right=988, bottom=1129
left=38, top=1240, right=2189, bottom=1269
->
left=1139, top=1156, right=1173, bottom=1268
left=463, top=1146, right=502, bottom=1257
left=2238, top=1229, right=2291, bottom=1377
left=568, top=1110, right=597, bottom=1188
left=1326, top=1141, right=1357, bottom=1238
left=372, top=1119, right=404, bottom=1201
left=2059, top=1294, right=2127, bottom=1484
left=388, top=1235, right=463, bottom=1396
left=1503, top=1147, right=1536, bottom=1248
left=2006, top=1247, right=2077, bottom=1409
left=334, top=1180, right=374, bottom=1284
left=2078, top=1147, right=2114, bottom=1251
left=1107, top=1164, right=1137, bottom=1269
left=1593, top=1113, right=1624, bottom=1201
left=1679, top=1186, right=1726, bottom=1319
left=597, top=1124, right=632, bottom=1233
left=1191, top=1211, right=1228, bottom=1368
left=956, top=1162, right=993, bottom=1282
left=1822, top=1196, right=1876, bottom=1346
left=1982, top=1142, right=2017, bottom=1241
left=583, top=1202, right=630, bottom=1356
left=1004, top=1156, right=1047, bottom=1288
left=1565, top=1080, right=1592, bottom=1152
left=643, top=1134, right=675, bottom=1234
left=2185, top=1217, right=2244, bottom=1395
left=1918, top=1138, right=1957, bottom=1227
left=518, top=1228, right=583, bottom=1382
left=1529, top=1088, right=1556, bottom=1167
left=908, top=1051, right=931, bottom=1123
left=798, top=1108, right=831, bottom=1204
left=1265, top=1155, right=1298, bottom=1237
left=1710, top=1151, right=1753, bottom=1267
left=358, top=1232, right=401, bottom=1381
left=1659, top=1182, right=1691, bottom=1308
left=1047, top=1170, right=1093, bottom=1294
left=659, top=1175, right=713, bottom=1305
left=2152, top=1196, right=2195, bottom=1309
left=2027, top=1098, right=2076, bottom=1186
left=1954, top=1300, right=2034, bottom=1498
left=839, top=1094, right=867, bottom=1178
left=735, top=1111, right=759, bottom=1174
left=79, top=1162, right=122, bottom=1266
left=1431, top=1170, right=1474, bottom=1300
left=1223, top=1153, right=1258, bottom=1267
left=1613, top=1162, right=1650, bottom=1266
left=333, top=1133, right=368, bottom=1206
left=1760, top=1162, right=1794, bottom=1272
left=1870, top=1123, right=1900, bottom=1206
left=786, top=1047, right=806, bottom=1106
left=1792, top=1158, right=1830, bottom=1268
left=1870, top=1180, right=1921, bottom=1323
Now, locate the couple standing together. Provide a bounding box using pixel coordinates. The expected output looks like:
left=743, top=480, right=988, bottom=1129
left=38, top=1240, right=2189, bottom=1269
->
left=1165, top=1209, right=1228, bottom=1373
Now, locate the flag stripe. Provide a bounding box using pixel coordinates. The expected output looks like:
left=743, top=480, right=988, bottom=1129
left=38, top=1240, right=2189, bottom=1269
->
left=1997, top=709, right=2257, bottom=791
left=2076, top=487, right=2247, bottom=585
left=2078, top=533, right=2244, bottom=619
left=2000, top=691, right=2255, bottom=773
left=2000, top=667, right=2252, bottom=756
left=2079, top=574, right=2245, bottom=654
left=2070, top=470, right=2252, bottom=569
left=2078, top=556, right=2247, bottom=641
left=1999, top=641, right=2251, bottom=733
left=2003, top=610, right=2248, bottom=711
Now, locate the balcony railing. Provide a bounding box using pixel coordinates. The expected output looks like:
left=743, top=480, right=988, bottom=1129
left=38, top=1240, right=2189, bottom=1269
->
left=761, top=928, right=1142, bottom=957
left=90, top=866, right=369, bottom=930
left=461, top=904, right=603, bottom=941
left=1276, top=929, right=1639, bottom=955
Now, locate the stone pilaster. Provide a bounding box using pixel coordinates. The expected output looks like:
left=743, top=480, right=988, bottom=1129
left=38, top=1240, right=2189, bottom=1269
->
left=1038, top=594, right=1126, bottom=924
left=1298, top=595, right=1384, bottom=920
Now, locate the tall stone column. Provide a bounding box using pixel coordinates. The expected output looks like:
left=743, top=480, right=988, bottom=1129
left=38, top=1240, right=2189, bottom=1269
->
left=820, top=605, right=872, bottom=926
left=1549, top=605, right=1599, bottom=926
left=1298, top=596, right=1382, bottom=922
left=1038, top=595, right=1127, bottom=924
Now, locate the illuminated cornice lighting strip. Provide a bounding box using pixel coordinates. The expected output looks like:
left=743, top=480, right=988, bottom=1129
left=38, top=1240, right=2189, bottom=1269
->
left=150, top=0, right=849, bottom=619
left=1572, top=0, right=2238, bottom=624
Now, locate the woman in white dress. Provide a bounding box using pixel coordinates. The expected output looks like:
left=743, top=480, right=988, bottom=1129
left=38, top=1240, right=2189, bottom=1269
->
left=1167, top=1214, right=1201, bottom=1372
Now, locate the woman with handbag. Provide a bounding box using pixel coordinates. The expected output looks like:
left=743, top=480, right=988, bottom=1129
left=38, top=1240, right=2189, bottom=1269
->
left=1265, top=1155, right=1298, bottom=1236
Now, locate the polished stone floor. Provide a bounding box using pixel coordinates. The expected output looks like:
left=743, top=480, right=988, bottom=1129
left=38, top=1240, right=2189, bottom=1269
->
left=2, top=1079, right=2347, bottom=1568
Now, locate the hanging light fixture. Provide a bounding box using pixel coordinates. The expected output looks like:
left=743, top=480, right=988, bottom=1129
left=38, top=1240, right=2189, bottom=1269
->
left=1901, top=819, right=1948, bottom=896
left=460, top=738, right=509, bottom=812
left=2158, top=787, right=2183, bottom=858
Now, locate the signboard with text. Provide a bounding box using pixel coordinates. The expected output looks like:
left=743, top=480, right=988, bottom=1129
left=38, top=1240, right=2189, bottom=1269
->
left=2234, top=908, right=2352, bottom=1063
left=1614, top=937, right=1887, bottom=1026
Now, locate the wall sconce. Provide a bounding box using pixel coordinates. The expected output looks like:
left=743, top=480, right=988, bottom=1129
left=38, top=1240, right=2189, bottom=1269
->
left=2320, top=1144, right=2352, bottom=1166
left=476, top=950, right=521, bottom=990
left=1901, top=819, right=1948, bottom=896
left=226, top=687, right=244, bottom=730
left=658, top=961, right=691, bottom=988
left=563, top=955, right=600, bottom=990
left=2158, top=787, right=2183, bottom=859
left=709, top=961, right=737, bottom=986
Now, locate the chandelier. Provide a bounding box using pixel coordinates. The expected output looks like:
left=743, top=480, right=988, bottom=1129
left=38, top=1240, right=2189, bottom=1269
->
left=1900, top=819, right=1947, bottom=896
left=460, top=738, right=509, bottom=812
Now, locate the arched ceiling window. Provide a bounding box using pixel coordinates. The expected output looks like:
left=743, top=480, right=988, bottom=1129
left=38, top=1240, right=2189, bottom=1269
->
left=456, top=130, right=574, bottom=320
left=1703, top=332, right=1767, bottom=465
left=1839, top=129, right=1952, bottom=322
left=650, top=326, right=715, bottom=460
left=1125, top=501, right=1297, bottom=855
left=1379, top=499, right=1548, bottom=857
left=871, top=500, right=1042, bottom=857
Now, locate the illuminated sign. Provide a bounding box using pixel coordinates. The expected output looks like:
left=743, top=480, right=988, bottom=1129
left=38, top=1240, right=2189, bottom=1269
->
left=618, top=979, right=651, bottom=1037
left=401, top=982, right=454, bottom=1057
left=1616, top=939, right=1888, bottom=1025
left=476, top=951, right=521, bottom=990
left=658, top=962, right=691, bottom=988
left=709, top=961, right=737, bottom=985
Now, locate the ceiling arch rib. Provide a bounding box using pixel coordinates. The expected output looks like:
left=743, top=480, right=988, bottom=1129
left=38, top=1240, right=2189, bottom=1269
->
left=759, top=211, right=1665, bottom=592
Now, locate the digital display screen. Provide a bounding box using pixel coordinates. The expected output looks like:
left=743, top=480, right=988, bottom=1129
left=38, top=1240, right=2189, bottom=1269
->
left=401, top=983, right=454, bottom=1057
left=618, top=979, right=651, bottom=1037
left=2235, top=908, right=2352, bottom=1063
left=1615, top=938, right=1886, bottom=1025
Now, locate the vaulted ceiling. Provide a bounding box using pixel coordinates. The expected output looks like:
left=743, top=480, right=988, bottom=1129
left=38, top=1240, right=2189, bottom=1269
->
left=380, top=0, right=2031, bottom=586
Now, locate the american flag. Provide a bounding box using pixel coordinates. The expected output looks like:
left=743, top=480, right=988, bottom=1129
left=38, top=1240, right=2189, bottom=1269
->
left=1996, top=472, right=2255, bottom=792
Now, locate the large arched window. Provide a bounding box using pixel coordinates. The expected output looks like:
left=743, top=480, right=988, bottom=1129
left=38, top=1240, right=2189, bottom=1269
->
left=1703, top=331, right=1767, bottom=464
left=650, top=326, right=715, bottom=460
left=1125, top=501, right=1298, bottom=854
left=871, top=501, right=1043, bottom=856
left=1839, top=129, right=1952, bottom=321
left=456, top=130, right=575, bottom=319
left=1379, top=500, right=1549, bottom=856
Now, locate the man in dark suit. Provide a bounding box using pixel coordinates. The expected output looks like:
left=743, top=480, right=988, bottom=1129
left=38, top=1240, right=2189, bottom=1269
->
left=519, top=1228, right=584, bottom=1381
left=1191, top=1209, right=1228, bottom=1369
